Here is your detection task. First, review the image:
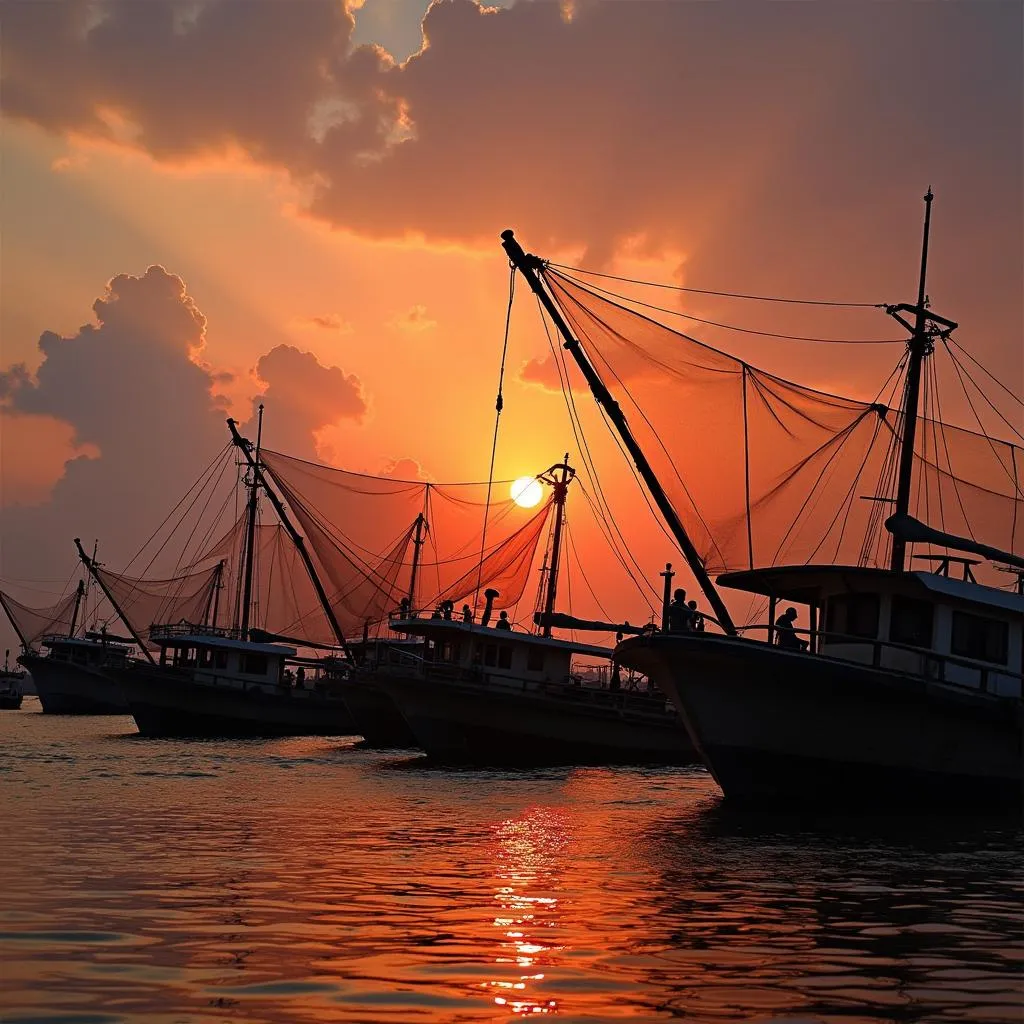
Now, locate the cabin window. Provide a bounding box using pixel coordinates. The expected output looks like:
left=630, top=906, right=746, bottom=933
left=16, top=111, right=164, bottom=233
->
left=889, top=597, right=934, bottom=648
left=825, top=593, right=879, bottom=640
left=242, top=653, right=268, bottom=675
left=527, top=647, right=545, bottom=672
left=951, top=611, right=1009, bottom=665
left=214, top=650, right=229, bottom=670
left=484, top=644, right=498, bottom=668
left=497, top=645, right=513, bottom=670
left=198, top=648, right=214, bottom=668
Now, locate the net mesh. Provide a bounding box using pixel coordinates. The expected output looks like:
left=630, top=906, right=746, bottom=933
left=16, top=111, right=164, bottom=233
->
left=0, top=588, right=80, bottom=649
left=542, top=268, right=1023, bottom=575
left=256, top=450, right=554, bottom=639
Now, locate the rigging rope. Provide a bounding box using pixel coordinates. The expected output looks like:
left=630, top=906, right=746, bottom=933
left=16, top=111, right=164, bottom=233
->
left=547, top=263, right=886, bottom=308
left=551, top=270, right=903, bottom=344
left=473, top=263, right=516, bottom=613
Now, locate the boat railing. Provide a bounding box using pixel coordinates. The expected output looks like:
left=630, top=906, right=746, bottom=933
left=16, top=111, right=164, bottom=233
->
left=149, top=622, right=246, bottom=642
left=736, top=624, right=1022, bottom=696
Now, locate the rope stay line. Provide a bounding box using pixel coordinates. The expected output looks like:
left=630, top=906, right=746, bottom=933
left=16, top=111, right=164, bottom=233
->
left=552, top=269, right=904, bottom=345
left=547, top=262, right=887, bottom=309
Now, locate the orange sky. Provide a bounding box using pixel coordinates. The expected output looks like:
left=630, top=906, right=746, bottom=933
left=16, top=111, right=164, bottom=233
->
left=1, top=0, right=1021, bottom=651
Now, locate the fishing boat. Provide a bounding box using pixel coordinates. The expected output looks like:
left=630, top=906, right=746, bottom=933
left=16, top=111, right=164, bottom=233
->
left=0, top=650, right=25, bottom=710
left=501, top=190, right=1023, bottom=807
left=361, top=460, right=694, bottom=766
left=1, top=579, right=132, bottom=714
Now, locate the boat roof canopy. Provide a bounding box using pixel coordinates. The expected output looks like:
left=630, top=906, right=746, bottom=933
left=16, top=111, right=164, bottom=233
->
left=718, top=565, right=1024, bottom=615
left=151, top=633, right=297, bottom=657
left=389, top=616, right=613, bottom=658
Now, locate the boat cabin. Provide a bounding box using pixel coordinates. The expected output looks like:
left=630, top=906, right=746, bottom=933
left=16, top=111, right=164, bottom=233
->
left=718, top=564, right=1023, bottom=698
left=149, top=624, right=296, bottom=691
left=39, top=635, right=132, bottom=669
left=386, top=617, right=611, bottom=688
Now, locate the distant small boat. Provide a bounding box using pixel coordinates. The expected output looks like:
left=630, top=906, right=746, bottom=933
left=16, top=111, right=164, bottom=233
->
left=0, top=651, right=24, bottom=710
left=19, top=635, right=131, bottom=715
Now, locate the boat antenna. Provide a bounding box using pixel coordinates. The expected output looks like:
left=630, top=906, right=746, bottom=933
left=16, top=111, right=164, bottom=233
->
left=226, top=418, right=356, bottom=664
left=68, top=579, right=85, bottom=639
left=501, top=230, right=737, bottom=635
left=538, top=455, right=575, bottom=637
left=239, top=402, right=264, bottom=637
left=885, top=189, right=959, bottom=572
left=74, top=538, right=157, bottom=664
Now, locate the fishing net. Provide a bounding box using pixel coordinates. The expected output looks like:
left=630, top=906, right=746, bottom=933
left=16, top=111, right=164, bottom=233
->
left=0, top=588, right=80, bottom=649
left=541, top=268, right=1022, bottom=574
left=93, top=562, right=223, bottom=642
left=256, top=450, right=555, bottom=638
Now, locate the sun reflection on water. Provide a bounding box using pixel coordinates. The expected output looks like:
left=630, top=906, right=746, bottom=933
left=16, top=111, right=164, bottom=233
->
left=481, top=808, right=568, bottom=1016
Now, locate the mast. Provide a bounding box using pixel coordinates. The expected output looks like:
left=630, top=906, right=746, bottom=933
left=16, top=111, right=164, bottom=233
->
left=74, top=538, right=157, bottom=664
left=407, top=512, right=426, bottom=611
left=501, top=230, right=737, bottom=635
left=204, top=560, right=225, bottom=628
left=539, top=456, right=574, bottom=637
left=886, top=190, right=958, bottom=572
left=226, top=419, right=355, bottom=663
left=240, top=402, right=264, bottom=636
left=68, top=579, right=85, bottom=638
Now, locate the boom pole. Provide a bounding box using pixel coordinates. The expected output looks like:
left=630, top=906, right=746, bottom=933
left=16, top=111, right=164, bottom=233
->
left=226, top=419, right=355, bottom=663
left=74, top=538, right=157, bottom=664
left=501, top=230, right=737, bottom=635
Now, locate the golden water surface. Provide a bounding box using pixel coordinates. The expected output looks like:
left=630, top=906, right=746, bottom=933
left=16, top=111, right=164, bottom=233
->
left=0, top=708, right=1020, bottom=1023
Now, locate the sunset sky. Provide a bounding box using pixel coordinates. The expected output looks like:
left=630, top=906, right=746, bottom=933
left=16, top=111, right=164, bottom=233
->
left=1, top=0, right=1021, bottom=651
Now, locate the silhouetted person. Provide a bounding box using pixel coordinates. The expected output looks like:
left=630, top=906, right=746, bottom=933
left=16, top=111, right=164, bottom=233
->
left=431, top=604, right=443, bottom=620
left=441, top=600, right=455, bottom=621
left=462, top=604, right=473, bottom=623
left=667, top=588, right=694, bottom=632
left=688, top=600, right=705, bottom=632
left=775, top=607, right=807, bottom=651
left=398, top=596, right=410, bottom=618
left=610, top=661, right=621, bottom=692
left=495, top=610, right=512, bottom=631
left=296, top=666, right=306, bottom=688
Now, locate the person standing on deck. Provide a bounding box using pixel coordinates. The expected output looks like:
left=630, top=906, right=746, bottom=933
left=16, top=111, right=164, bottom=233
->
left=667, top=589, right=694, bottom=632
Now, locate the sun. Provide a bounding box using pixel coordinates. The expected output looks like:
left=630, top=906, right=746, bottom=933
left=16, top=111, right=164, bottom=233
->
left=511, top=476, right=544, bottom=508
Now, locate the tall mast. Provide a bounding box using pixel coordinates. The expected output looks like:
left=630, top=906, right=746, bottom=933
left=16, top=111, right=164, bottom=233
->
left=240, top=402, right=264, bottom=637
left=407, top=512, right=426, bottom=610
left=539, top=456, right=574, bottom=637
left=226, top=419, right=355, bottom=663
left=68, top=579, right=85, bottom=638
left=205, top=560, right=225, bottom=628
left=501, top=230, right=737, bottom=635
left=886, top=190, right=958, bottom=572
left=74, top=538, right=157, bottom=664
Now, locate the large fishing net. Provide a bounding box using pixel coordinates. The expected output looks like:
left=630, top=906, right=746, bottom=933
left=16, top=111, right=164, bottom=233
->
left=255, top=450, right=554, bottom=639
left=0, top=588, right=81, bottom=649
left=540, top=268, right=1022, bottom=575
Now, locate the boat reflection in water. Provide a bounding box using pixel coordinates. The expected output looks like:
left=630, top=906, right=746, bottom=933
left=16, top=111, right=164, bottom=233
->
left=482, top=808, right=566, bottom=1016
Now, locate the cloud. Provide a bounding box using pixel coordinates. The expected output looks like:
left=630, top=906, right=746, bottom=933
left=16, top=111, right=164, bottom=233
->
left=387, top=304, right=436, bottom=334
left=518, top=354, right=583, bottom=395
left=6, top=0, right=1019, bottom=279
left=245, top=344, right=367, bottom=461
left=0, top=266, right=230, bottom=581
left=298, top=313, right=354, bottom=333
left=378, top=456, right=430, bottom=481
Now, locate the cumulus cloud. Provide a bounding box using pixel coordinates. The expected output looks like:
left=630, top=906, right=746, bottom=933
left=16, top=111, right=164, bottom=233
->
left=244, top=344, right=368, bottom=461
left=0, top=266, right=230, bottom=581
left=387, top=304, right=436, bottom=334
left=518, top=354, right=583, bottom=395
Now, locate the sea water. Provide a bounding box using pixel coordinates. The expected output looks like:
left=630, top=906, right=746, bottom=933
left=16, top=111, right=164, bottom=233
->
left=1, top=705, right=1020, bottom=1023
